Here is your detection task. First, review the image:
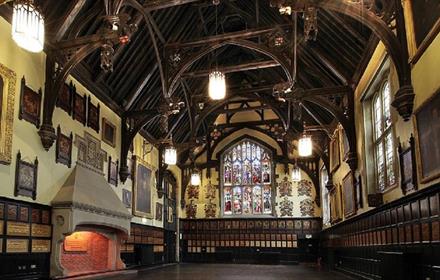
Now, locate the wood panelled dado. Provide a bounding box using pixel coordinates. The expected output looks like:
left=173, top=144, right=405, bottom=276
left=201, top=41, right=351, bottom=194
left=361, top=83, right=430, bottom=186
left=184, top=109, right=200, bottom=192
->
left=120, top=223, right=165, bottom=266
left=180, top=218, right=321, bottom=264
left=0, top=197, right=52, bottom=279
left=321, top=183, right=440, bottom=280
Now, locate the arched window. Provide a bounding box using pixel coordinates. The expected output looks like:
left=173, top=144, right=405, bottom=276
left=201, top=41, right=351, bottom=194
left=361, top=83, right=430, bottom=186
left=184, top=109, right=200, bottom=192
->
left=372, top=80, right=396, bottom=192
left=221, top=139, right=273, bottom=216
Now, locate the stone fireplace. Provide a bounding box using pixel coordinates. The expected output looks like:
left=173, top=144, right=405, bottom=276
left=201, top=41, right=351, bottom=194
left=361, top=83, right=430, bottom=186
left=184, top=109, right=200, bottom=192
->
left=50, top=162, right=132, bottom=277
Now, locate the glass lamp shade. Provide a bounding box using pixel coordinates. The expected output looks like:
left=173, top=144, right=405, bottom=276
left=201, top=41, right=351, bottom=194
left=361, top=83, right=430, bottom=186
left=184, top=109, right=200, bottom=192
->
left=191, top=170, right=201, bottom=186
left=298, top=135, right=312, bottom=157
left=164, top=146, right=177, bottom=165
left=12, top=1, right=45, bottom=53
left=291, top=166, right=301, bottom=182
left=209, top=70, right=226, bottom=100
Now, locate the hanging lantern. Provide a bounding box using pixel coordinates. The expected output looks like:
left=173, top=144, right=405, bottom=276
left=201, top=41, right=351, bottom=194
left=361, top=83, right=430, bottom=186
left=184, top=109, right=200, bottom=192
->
left=164, top=145, right=177, bottom=165
left=12, top=0, right=45, bottom=53
left=191, top=169, right=201, bottom=186
left=291, top=165, right=301, bottom=182
left=209, top=70, right=226, bottom=100
left=298, top=134, right=312, bottom=157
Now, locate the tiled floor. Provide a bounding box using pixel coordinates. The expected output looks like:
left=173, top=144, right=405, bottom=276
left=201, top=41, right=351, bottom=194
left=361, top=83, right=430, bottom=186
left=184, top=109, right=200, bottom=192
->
left=102, top=264, right=351, bottom=280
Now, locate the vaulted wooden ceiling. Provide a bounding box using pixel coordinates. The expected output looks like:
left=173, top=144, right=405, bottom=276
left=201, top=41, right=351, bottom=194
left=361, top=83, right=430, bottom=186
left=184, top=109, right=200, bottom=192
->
left=1, top=0, right=405, bottom=170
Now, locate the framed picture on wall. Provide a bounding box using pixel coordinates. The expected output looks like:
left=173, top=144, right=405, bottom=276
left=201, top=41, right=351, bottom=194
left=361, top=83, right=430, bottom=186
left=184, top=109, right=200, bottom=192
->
left=414, top=89, right=440, bottom=183
left=330, top=185, right=342, bottom=223
left=57, top=82, right=72, bottom=115
left=342, top=171, right=356, bottom=218
left=122, top=189, right=132, bottom=208
left=132, top=155, right=155, bottom=218
left=108, top=156, right=119, bottom=186
left=102, top=118, right=116, bottom=147
left=155, top=202, right=163, bottom=221
left=55, top=126, right=72, bottom=168
left=87, top=96, right=100, bottom=133
left=330, top=129, right=340, bottom=173
left=340, top=126, right=350, bottom=161
left=0, top=62, right=17, bottom=165
left=354, top=174, right=363, bottom=209
left=19, top=76, right=41, bottom=128
left=398, top=135, right=417, bottom=195
left=14, top=151, right=38, bottom=200
left=72, top=90, right=86, bottom=125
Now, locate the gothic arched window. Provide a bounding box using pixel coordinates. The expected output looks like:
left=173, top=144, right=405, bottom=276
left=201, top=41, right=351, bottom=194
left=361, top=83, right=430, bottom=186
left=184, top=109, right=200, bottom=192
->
left=221, top=139, right=273, bottom=216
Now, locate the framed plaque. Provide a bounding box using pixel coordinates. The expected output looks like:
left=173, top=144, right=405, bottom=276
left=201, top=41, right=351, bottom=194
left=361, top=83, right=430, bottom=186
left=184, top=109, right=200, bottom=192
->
left=14, top=151, right=38, bottom=200
left=7, top=239, right=29, bottom=253
left=87, top=96, right=100, bottom=133
left=72, top=90, right=86, bottom=125
left=64, top=233, right=88, bottom=252
left=55, top=126, right=73, bottom=168
left=57, top=82, right=72, bottom=114
left=19, top=76, right=41, bottom=128
left=32, top=239, right=51, bottom=253
left=7, top=221, right=30, bottom=236
left=31, top=224, right=51, bottom=237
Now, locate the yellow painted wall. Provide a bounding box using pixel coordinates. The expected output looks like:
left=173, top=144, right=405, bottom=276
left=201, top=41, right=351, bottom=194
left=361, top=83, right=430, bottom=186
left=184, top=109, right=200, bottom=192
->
left=327, top=8, right=440, bottom=226
left=0, top=17, right=176, bottom=229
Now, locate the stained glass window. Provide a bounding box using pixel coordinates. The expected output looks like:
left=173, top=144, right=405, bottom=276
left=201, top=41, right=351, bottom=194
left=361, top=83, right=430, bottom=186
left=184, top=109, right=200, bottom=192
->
left=222, top=140, right=273, bottom=216
left=372, top=80, right=396, bottom=192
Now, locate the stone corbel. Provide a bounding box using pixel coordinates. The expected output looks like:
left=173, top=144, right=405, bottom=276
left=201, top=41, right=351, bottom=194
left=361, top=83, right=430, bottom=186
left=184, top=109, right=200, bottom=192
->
left=392, top=85, right=415, bottom=121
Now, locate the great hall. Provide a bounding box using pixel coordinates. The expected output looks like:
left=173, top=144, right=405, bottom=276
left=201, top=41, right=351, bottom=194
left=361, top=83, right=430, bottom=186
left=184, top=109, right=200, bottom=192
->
left=0, top=0, right=439, bottom=279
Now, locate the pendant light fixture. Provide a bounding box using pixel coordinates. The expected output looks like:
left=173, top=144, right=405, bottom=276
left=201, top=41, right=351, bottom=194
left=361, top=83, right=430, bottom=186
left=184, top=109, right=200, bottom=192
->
left=12, top=0, right=45, bottom=53
left=298, top=132, right=312, bottom=157
left=191, top=168, right=201, bottom=186
left=163, top=138, right=177, bottom=165
left=208, top=0, right=226, bottom=100
left=291, top=161, right=301, bottom=182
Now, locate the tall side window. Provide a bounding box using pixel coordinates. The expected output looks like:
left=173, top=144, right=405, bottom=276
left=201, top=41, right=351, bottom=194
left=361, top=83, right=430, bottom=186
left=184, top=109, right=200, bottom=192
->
left=372, top=80, right=396, bottom=192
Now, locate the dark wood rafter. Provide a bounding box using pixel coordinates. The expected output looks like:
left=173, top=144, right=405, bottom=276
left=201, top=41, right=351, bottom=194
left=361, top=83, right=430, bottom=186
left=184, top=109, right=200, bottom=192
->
left=39, top=40, right=112, bottom=150
left=12, top=0, right=414, bottom=199
left=164, top=24, right=294, bottom=98
left=119, top=110, right=161, bottom=182
left=52, top=0, right=88, bottom=42
left=181, top=60, right=280, bottom=79
left=315, top=0, right=414, bottom=120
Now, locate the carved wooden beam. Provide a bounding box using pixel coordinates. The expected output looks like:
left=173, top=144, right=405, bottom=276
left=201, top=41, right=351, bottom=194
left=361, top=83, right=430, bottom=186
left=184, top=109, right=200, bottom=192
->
left=181, top=60, right=280, bottom=79
left=119, top=112, right=161, bottom=182
left=166, top=24, right=291, bottom=49
left=52, top=0, right=88, bottom=42
left=55, top=32, right=119, bottom=50
left=215, top=105, right=270, bottom=114
left=143, top=0, right=201, bottom=11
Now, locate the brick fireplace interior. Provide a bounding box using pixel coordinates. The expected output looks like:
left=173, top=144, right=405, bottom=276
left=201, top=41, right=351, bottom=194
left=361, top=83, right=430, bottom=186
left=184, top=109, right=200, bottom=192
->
left=60, top=231, right=112, bottom=276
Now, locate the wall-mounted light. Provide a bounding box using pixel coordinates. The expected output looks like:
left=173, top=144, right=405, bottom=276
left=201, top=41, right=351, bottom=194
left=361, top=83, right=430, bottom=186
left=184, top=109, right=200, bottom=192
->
left=12, top=0, right=45, bottom=53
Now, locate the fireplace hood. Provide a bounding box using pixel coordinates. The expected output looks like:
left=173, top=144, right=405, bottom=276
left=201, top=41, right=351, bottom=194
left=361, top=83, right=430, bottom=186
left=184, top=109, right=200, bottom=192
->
left=50, top=162, right=132, bottom=277
left=51, top=162, right=131, bottom=233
